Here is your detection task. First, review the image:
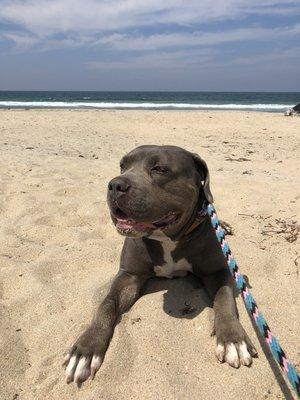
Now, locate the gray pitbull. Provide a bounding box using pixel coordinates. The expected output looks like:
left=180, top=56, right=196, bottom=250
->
left=64, top=145, right=257, bottom=386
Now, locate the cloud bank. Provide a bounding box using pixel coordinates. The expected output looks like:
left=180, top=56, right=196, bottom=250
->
left=0, top=0, right=299, bottom=90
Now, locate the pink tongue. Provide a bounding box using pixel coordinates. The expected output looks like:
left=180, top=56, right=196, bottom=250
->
left=116, top=219, right=153, bottom=232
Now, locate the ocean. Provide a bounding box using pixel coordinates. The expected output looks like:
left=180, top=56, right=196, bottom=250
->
left=0, top=91, right=299, bottom=112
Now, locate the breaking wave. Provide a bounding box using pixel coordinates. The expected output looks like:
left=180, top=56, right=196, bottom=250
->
left=0, top=101, right=293, bottom=111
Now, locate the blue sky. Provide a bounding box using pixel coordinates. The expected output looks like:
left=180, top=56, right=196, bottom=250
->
left=0, top=0, right=300, bottom=91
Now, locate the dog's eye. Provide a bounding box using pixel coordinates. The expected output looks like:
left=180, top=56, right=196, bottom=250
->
left=151, top=165, right=169, bottom=174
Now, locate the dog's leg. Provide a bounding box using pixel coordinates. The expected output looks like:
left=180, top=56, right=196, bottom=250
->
left=202, top=269, right=257, bottom=368
left=64, top=270, right=147, bottom=386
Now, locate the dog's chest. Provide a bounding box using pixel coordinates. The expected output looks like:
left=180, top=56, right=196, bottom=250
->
left=153, top=238, right=192, bottom=279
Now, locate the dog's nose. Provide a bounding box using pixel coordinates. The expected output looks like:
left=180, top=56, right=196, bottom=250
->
left=108, top=177, right=131, bottom=195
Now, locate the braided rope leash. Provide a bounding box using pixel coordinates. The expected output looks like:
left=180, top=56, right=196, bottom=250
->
left=207, top=203, right=300, bottom=397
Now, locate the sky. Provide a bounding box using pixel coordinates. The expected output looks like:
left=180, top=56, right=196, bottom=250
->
left=0, top=0, right=300, bottom=91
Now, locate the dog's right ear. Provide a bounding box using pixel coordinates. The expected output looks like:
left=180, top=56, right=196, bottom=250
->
left=192, top=153, right=214, bottom=204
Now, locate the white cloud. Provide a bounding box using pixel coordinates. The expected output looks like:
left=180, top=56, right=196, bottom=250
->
left=0, top=0, right=299, bottom=38
left=2, top=23, right=299, bottom=54
left=0, top=31, right=39, bottom=49
left=95, top=24, right=300, bottom=52
left=0, top=0, right=299, bottom=73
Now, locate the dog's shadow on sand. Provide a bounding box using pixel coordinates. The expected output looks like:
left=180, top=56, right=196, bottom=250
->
left=141, top=273, right=241, bottom=320
left=142, top=274, right=212, bottom=320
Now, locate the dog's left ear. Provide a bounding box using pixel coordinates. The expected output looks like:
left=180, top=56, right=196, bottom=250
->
left=192, top=153, right=214, bottom=203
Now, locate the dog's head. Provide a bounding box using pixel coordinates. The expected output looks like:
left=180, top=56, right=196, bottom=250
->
left=107, top=145, right=213, bottom=239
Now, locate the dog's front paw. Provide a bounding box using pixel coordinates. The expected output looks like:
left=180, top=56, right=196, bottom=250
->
left=215, top=317, right=257, bottom=368
left=63, top=325, right=109, bottom=387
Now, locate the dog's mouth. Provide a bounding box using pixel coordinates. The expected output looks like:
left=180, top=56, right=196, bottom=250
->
left=112, top=207, right=180, bottom=236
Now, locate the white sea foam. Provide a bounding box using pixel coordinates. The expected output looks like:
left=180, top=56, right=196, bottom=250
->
left=0, top=101, right=293, bottom=110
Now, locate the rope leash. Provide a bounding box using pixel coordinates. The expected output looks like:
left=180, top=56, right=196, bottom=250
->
left=207, top=203, right=300, bottom=397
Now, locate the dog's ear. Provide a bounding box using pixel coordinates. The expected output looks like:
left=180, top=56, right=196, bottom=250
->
left=192, top=153, right=213, bottom=203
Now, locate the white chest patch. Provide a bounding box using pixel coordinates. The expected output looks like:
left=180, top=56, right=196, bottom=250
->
left=152, top=233, right=192, bottom=279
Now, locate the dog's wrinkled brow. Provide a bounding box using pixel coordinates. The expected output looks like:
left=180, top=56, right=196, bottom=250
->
left=120, top=154, right=133, bottom=167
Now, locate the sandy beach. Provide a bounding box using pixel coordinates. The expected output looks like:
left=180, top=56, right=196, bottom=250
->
left=0, top=109, right=299, bottom=400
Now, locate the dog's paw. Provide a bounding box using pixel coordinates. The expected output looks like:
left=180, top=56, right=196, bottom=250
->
left=63, top=325, right=108, bottom=387
left=215, top=318, right=257, bottom=368
left=215, top=341, right=255, bottom=368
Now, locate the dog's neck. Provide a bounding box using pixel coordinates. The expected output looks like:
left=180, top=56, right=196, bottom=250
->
left=172, top=189, right=208, bottom=241
left=149, top=229, right=177, bottom=243
left=183, top=199, right=208, bottom=235
left=149, top=192, right=208, bottom=243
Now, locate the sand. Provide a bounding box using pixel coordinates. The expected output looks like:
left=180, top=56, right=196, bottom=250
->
left=0, top=109, right=299, bottom=400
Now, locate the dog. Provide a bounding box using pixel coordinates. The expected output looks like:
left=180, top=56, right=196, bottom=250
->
left=63, top=145, right=257, bottom=386
left=285, top=103, right=300, bottom=116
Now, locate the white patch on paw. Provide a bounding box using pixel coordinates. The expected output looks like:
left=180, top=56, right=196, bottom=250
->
left=91, top=355, right=102, bottom=379
left=237, top=341, right=252, bottom=366
left=74, top=356, right=90, bottom=386
left=225, top=343, right=239, bottom=368
left=215, top=343, right=225, bottom=362
left=65, top=355, right=78, bottom=383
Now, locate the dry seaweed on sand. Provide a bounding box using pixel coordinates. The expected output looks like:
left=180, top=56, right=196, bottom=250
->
left=261, top=218, right=299, bottom=243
